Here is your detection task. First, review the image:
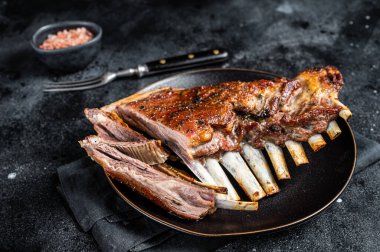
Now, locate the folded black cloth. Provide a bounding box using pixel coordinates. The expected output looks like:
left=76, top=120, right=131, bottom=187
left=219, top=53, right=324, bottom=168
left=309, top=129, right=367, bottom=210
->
left=58, top=160, right=232, bottom=251
left=354, top=133, right=380, bottom=173
left=57, top=133, right=380, bottom=251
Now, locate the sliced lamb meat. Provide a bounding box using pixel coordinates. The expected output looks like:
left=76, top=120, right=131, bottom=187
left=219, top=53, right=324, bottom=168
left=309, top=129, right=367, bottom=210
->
left=84, top=135, right=169, bottom=165
left=116, top=106, right=195, bottom=163
left=85, top=108, right=178, bottom=163
left=80, top=138, right=216, bottom=221
left=84, top=108, right=145, bottom=142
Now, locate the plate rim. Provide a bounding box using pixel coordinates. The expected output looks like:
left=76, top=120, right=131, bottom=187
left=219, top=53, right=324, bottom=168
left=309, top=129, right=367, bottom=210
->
left=106, top=68, right=357, bottom=237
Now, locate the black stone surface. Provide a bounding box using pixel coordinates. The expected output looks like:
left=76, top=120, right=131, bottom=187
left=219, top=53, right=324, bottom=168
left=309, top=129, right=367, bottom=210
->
left=0, top=0, right=379, bottom=251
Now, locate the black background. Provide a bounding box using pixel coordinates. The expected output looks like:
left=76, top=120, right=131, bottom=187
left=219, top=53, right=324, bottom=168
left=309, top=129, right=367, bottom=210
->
left=0, top=0, right=379, bottom=251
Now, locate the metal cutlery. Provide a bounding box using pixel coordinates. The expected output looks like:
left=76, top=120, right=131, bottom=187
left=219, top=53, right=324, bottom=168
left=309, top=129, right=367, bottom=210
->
left=44, top=48, right=229, bottom=92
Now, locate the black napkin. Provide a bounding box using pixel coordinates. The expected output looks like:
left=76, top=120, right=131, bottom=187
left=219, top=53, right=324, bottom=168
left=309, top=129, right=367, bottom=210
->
left=354, top=133, right=380, bottom=173
left=58, top=159, right=232, bottom=251
left=57, top=133, right=380, bottom=251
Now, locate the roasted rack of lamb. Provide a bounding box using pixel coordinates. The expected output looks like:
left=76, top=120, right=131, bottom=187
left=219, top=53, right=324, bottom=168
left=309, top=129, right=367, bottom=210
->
left=80, top=66, right=351, bottom=220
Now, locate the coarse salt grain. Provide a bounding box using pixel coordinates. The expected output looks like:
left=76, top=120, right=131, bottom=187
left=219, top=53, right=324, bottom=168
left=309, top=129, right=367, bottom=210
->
left=39, top=27, right=94, bottom=50
left=8, top=172, right=17, bottom=179
left=337, top=198, right=342, bottom=203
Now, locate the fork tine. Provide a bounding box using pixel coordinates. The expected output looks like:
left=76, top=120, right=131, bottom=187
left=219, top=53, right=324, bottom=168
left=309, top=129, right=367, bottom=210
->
left=48, top=74, right=104, bottom=86
left=44, top=77, right=102, bottom=89
left=43, top=80, right=109, bottom=92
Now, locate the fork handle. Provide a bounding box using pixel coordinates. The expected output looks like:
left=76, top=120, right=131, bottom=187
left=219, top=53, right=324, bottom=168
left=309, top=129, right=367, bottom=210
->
left=143, top=48, right=229, bottom=76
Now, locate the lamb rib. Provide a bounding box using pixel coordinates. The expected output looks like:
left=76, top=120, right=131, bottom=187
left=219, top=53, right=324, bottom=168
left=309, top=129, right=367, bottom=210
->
left=84, top=108, right=145, bottom=142
left=112, top=66, right=345, bottom=160
left=84, top=135, right=169, bottom=165
left=84, top=108, right=226, bottom=193
left=101, top=66, right=350, bottom=199
left=80, top=137, right=216, bottom=221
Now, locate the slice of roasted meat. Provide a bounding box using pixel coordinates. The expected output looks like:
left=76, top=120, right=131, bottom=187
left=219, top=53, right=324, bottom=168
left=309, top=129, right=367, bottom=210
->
left=80, top=137, right=216, bottom=221
left=84, top=108, right=145, bottom=142
left=84, top=135, right=169, bottom=165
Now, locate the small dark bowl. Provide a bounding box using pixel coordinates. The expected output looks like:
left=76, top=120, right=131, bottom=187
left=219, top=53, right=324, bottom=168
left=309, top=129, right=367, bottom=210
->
left=31, top=21, right=102, bottom=72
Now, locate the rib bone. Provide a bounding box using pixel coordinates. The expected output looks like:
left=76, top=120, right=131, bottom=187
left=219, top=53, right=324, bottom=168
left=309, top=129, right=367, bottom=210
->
left=326, top=120, right=342, bottom=140
left=264, top=142, right=290, bottom=180
left=307, top=134, right=326, bottom=152
left=339, top=109, right=352, bottom=121
left=220, top=152, right=266, bottom=201
left=205, top=158, right=240, bottom=200
left=335, top=100, right=352, bottom=120
left=216, top=198, right=258, bottom=211
left=187, top=160, right=218, bottom=185
left=241, top=144, right=279, bottom=195
left=285, top=140, right=309, bottom=166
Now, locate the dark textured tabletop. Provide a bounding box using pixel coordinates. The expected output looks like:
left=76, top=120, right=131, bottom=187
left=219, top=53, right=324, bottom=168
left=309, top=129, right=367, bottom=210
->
left=1, top=0, right=379, bottom=251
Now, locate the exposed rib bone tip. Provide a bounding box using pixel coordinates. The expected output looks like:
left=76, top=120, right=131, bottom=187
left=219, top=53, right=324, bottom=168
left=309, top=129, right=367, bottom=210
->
left=307, top=134, right=326, bottom=152
left=216, top=198, right=258, bottom=211
left=241, top=144, right=280, bottom=195
left=264, top=142, right=290, bottom=180
left=326, top=120, right=342, bottom=140
left=339, top=109, right=352, bottom=121
left=221, top=152, right=266, bottom=201
left=205, top=158, right=240, bottom=200
left=334, top=101, right=352, bottom=121
left=285, top=140, right=309, bottom=166
left=189, top=160, right=218, bottom=186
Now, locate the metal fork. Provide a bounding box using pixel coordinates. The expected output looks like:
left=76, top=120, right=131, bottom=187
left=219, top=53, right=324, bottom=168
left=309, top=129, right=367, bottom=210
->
left=44, top=48, right=229, bottom=92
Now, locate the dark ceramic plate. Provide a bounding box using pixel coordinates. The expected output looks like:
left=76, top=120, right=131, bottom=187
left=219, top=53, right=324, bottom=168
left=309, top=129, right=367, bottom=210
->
left=106, top=68, right=356, bottom=236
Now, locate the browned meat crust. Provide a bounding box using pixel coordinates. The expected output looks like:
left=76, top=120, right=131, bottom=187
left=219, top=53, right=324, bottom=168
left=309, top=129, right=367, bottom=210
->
left=115, top=66, right=344, bottom=157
